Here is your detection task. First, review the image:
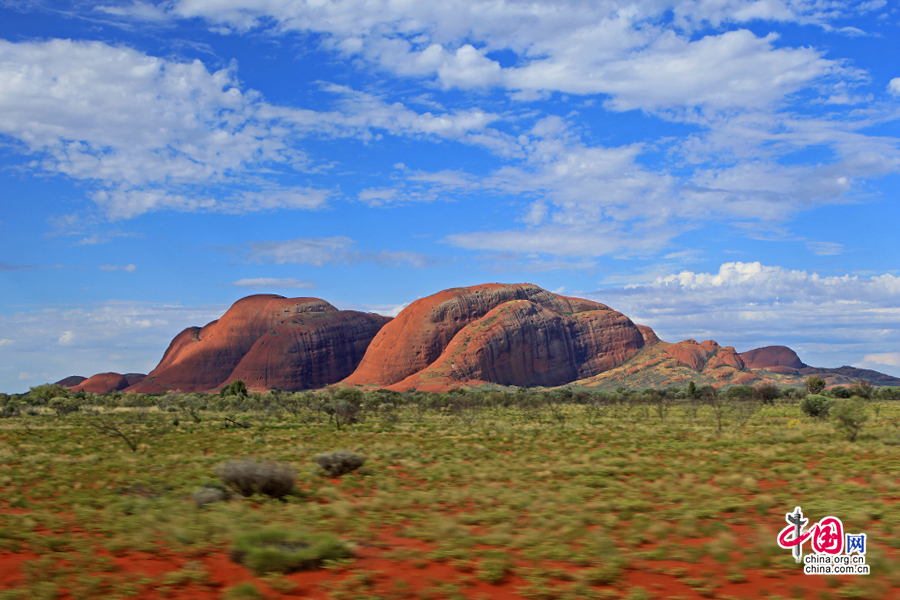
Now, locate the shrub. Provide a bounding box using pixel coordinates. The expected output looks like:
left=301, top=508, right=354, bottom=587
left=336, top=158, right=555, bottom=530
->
left=220, top=379, right=248, bottom=398
left=217, top=459, right=296, bottom=499
left=800, top=394, right=832, bottom=419
left=830, top=397, right=869, bottom=442
left=755, top=383, right=780, bottom=405
left=314, top=450, right=366, bottom=477
left=830, top=386, right=851, bottom=399
left=230, top=529, right=352, bottom=575
left=192, top=484, right=230, bottom=508
left=849, top=379, right=874, bottom=400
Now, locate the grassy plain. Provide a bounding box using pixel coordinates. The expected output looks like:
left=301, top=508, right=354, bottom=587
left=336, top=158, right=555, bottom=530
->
left=0, top=396, right=898, bottom=599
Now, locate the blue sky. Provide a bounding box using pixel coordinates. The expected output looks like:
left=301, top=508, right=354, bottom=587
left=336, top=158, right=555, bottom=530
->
left=1, top=0, right=899, bottom=392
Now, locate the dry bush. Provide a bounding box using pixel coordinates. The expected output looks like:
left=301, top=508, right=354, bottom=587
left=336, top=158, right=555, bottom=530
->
left=314, top=450, right=366, bottom=477
left=217, top=459, right=296, bottom=499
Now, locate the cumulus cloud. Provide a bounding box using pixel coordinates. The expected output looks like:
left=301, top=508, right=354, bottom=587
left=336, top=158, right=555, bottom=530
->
left=247, top=237, right=431, bottom=267
left=855, top=352, right=900, bottom=369
left=889, top=78, right=900, bottom=96
left=226, top=278, right=315, bottom=289
left=588, top=262, right=900, bottom=375
left=0, top=39, right=505, bottom=220
left=99, top=0, right=876, bottom=115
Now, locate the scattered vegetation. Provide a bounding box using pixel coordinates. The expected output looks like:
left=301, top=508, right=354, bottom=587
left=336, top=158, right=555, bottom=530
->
left=0, top=380, right=898, bottom=598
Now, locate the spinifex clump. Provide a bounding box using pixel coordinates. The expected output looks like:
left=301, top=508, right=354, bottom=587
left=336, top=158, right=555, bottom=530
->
left=230, top=529, right=353, bottom=575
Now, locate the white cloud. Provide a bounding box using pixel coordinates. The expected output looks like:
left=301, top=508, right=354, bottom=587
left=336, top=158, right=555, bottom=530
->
left=588, top=262, right=900, bottom=375
left=0, top=38, right=323, bottom=218
left=100, top=264, right=137, bottom=272
left=247, top=237, right=431, bottom=267
left=855, top=352, right=900, bottom=368
left=0, top=300, right=227, bottom=391
left=889, top=77, right=900, bottom=96
left=0, top=339, right=13, bottom=346
left=0, top=38, right=518, bottom=220
left=226, top=278, right=315, bottom=289
left=115, top=0, right=873, bottom=116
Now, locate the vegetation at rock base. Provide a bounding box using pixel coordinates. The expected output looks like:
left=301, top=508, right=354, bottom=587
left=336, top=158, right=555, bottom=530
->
left=0, top=381, right=898, bottom=598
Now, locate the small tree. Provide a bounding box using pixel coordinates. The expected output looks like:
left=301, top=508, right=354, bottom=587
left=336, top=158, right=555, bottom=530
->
left=800, top=394, right=832, bottom=419
left=86, top=409, right=169, bottom=452
left=806, top=376, right=826, bottom=395
left=324, top=388, right=365, bottom=429
left=830, top=397, right=868, bottom=442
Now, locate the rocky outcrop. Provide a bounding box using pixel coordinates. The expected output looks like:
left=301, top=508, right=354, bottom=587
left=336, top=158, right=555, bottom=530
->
left=343, top=283, right=646, bottom=391
left=71, top=372, right=131, bottom=394
left=221, top=310, right=392, bottom=391
left=128, top=295, right=390, bottom=393
left=739, top=346, right=806, bottom=370
left=637, top=325, right=660, bottom=346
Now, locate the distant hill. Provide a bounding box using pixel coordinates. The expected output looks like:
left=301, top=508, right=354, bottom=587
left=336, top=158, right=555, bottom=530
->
left=56, top=284, right=898, bottom=393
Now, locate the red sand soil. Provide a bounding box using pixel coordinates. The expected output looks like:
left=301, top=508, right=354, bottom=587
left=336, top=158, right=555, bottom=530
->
left=1, top=493, right=888, bottom=600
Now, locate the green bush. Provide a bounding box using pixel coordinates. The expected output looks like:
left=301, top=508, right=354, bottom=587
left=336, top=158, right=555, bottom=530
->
left=315, top=450, right=366, bottom=477
left=230, top=529, right=352, bottom=575
left=800, top=394, right=832, bottom=418
left=830, top=397, right=869, bottom=442
left=217, top=459, right=296, bottom=499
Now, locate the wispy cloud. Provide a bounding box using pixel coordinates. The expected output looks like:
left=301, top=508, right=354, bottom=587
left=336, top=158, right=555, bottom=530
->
left=99, top=264, right=137, bottom=272
left=247, top=237, right=432, bottom=267
left=226, top=278, right=315, bottom=289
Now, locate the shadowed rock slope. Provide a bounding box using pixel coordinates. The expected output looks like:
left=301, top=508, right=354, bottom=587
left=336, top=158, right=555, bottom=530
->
left=127, top=295, right=391, bottom=393
left=342, top=283, right=649, bottom=391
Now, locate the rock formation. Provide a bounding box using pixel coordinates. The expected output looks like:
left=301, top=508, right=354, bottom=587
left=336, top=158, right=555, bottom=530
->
left=128, top=295, right=390, bottom=393
left=739, top=346, right=806, bottom=370
left=71, top=372, right=131, bottom=394
left=41, top=285, right=899, bottom=395
left=343, top=283, right=648, bottom=391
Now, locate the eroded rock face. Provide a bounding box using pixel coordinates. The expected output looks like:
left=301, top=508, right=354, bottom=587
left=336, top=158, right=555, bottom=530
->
left=344, top=283, right=645, bottom=391
left=72, top=372, right=131, bottom=394
left=664, top=340, right=745, bottom=373
left=222, top=311, right=391, bottom=391
left=128, top=295, right=390, bottom=393
left=739, top=346, right=806, bottom=370
left=665, top=340, right=709, bottom=371
left=55, top=376, right=86, bottom=387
